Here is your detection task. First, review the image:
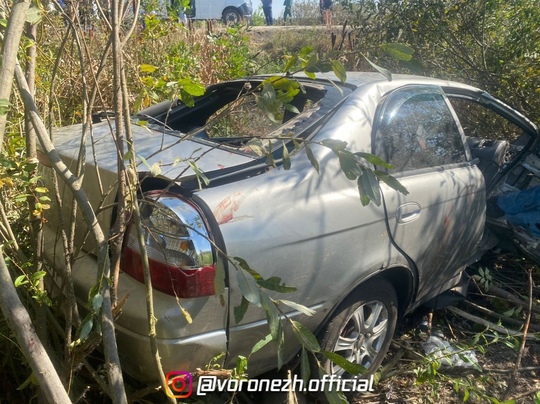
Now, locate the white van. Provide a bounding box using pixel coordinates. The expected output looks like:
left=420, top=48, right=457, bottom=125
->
left=144, top=0, right=252, bottom=24
left=186, top=0, right=252, bottom=24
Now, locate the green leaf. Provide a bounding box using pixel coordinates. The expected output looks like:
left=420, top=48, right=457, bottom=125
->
left=188, top=161, right=210, bottom=189
left=304, top=53, right=319, bottom=72
left=14, top=275, right=28, bottom=287
left=363, top=55, right=392, bottom=82
left=236, top=355, right=248, bottom=376
left=320, top=350, right=367, bottom=375
left=251, top=334, right=273, bottom=355
left=26, top=6, right=41, bottom=24
left=14, top=194, right=30, bottom=203
left=34, top=187, right=48, bottom=194
left=140, top=64, right=158, bottom=73
left=283, top=103, right=300, bottom=114
left=278, top=299, right=316, bottom=316
left=261, top=293, right=282, bottom=342
left=234, top=257, right=263, bottom=280
left=299, top=46, right=315, bottom=58
left=265, top=152, right=275, bottom=167
left=381, top=43, right=415, bottom=62
left=246, top=139, right=267, bottom=156
left=360, top=168, right=382, bottom=206
left=236, top=269, right=262, bottom=308
left=123, top=149, right=134, bottom=161
left=277, top=331, right=285, bottom=370
left=179, top=88, right=195, bottom=108
left=257, top=276, right=296, bottom=293
left=282, top=142, right=291, bottom=170
left=30, top=271, right=46, bottom=282
left=357, top=176, right=371, bottom=206
left=78, top=317, right=94, bottom=342
left=315, top=367, right=347, bottom=403
left=323, top=388, right=348, bottom=404
left=283, top=55, right=299, bottom=73
left=315, top=60, right=333, bottom=72
left=234, top=296, right=250, bottom=324
left=338, top=153, right=361, bottom=180
left=305, top=143, right=319, bottom=173
left=268, top=76, right=300, bottom=93
left=138, top=154, right=152, bottom=171
left=374, top=170, right=409, bottom=195
left=92, top=294, right=103, bottom=312
left=178, top=80, right=206, bottom=96
left=321, top=139, right=348, bottom=152
left=290, top=320, right=320, bottom=353
left=256, top=84, right=283, bottom=123
left=355, top=152, right=392, bottom=169
left=301, top=348, right=310, bottom=384
left=16, top=373, right=36, bottom=391
left=331, top=60, right=347, bottom=83
left=0, top=99, right=10, bottom=115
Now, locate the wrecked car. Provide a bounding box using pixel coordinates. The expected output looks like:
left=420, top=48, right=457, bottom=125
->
left=41, top=72, right=539, bottom=383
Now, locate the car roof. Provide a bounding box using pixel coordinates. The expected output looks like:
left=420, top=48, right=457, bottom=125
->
left=292, top=71, right=483, bottom=94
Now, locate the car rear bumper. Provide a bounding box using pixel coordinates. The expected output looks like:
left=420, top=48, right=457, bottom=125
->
left=42, top=225, right=228, bottom=382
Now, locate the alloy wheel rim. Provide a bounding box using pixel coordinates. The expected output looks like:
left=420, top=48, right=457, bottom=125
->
left=331, top=300, right=389, bottom=376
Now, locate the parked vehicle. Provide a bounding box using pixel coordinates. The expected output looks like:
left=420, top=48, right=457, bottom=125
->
left=41, top=72, right=538, bottom=384
left=144, top=0, right=252, bottom=24
left=186, top=0, right=252, bottom=24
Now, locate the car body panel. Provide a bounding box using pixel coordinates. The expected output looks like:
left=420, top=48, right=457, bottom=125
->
left=381, top=166, right=486, bottom=303
left=193, top=148, right=404, bottom=375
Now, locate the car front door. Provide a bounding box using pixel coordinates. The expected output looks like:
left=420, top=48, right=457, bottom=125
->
left=373, top=85, right=486, bottom=303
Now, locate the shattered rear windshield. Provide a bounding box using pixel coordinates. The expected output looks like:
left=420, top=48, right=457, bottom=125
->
left=137, top=78, right=349, bottom=157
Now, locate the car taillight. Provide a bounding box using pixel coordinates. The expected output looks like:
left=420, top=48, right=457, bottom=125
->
left=122, top=191, right=216, bottom=298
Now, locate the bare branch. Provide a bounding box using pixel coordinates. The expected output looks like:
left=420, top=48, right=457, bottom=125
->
left=0, top=250, right=71, bottom=404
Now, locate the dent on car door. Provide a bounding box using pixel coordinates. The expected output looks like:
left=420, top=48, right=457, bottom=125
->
left=373, top=85, right=486, bottom=304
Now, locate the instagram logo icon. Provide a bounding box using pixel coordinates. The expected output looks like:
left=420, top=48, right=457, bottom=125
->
left=166, top=371, right=193, bottom=398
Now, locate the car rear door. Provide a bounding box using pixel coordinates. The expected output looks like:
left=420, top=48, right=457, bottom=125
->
left=373, top=85, right=486, bottom=303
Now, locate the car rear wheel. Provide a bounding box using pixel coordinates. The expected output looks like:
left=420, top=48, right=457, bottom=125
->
left=222, top=8, right=241, bottom=25
left=319, top=278, right=398, bottom=377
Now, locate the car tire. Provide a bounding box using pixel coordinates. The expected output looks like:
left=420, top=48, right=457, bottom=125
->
left=222, top=8, right=241, bottom=25
left=318, top=278, right=398, bottom=377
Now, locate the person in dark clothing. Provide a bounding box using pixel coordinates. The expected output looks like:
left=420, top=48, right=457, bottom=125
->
left=283, top=0, right=292, bottom=22
left=262, top=0, right=273, bottom=25
left=320, top=0, right=332, bottom=26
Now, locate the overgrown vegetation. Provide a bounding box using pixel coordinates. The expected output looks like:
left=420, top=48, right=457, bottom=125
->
left=0, top=0, right=539, bottom=403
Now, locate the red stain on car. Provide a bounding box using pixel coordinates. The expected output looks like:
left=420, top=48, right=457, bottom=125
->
left=214, top=193, right=242, bottom=224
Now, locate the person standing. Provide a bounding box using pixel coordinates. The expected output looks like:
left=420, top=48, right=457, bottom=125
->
left=283, top=0, right=292, bottom=22
left=262, top=0, right=273, bottom=25
left=320, top=0, right=332, bottom=26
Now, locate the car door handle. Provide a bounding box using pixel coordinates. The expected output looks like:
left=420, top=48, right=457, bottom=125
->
left=396, top=202, right=421, bottom=224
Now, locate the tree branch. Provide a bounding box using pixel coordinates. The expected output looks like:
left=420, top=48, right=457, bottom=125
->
left=0, top=250, right=71, bottom=404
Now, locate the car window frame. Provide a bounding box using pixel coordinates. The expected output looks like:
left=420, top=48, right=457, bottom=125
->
left=371, top=84, right=473, bottom=176
left=443, top=88, right=540, bottom=191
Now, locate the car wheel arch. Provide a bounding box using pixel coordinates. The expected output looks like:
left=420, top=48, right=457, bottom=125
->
left=378, top=266, right=416, bottom=317
left=321, top=266, right=415, bottom=331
